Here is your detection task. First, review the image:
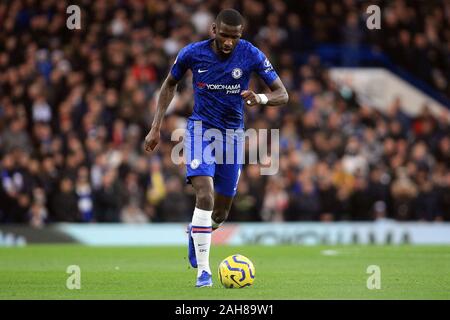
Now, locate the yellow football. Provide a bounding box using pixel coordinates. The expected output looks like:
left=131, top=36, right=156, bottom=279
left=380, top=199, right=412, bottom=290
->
left=218, top=254, right=255, bottom=288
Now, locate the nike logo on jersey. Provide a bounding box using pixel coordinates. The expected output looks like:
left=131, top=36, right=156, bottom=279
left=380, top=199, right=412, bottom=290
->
left=198, top=69, right=208, bottom=73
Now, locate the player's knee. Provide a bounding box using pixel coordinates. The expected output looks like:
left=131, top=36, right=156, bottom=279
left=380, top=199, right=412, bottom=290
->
left=212, top=209, right=228, bottom=223
left=195, top=188, right=214, bottom=210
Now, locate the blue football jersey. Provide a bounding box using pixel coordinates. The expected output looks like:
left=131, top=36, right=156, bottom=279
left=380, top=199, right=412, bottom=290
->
left=170, top=39, right=279, bottom=131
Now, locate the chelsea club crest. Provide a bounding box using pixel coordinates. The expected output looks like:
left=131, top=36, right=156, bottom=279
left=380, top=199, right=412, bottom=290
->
left=231, top=68, right=242, bottom=79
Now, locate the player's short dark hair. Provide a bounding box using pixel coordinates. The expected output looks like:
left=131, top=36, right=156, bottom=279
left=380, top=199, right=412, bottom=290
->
left=216, top=9, right=243, bottom=27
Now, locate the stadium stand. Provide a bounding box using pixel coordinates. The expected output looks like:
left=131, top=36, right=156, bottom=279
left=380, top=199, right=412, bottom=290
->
left=0, top=0, right=449, bottom=226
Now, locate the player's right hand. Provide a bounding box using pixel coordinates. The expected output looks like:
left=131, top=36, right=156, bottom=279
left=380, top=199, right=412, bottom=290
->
left=144, top=126, right=160, bottom=152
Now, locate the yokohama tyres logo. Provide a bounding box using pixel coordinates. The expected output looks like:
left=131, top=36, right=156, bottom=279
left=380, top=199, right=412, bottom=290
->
left=196, top=83, right=241, bottom=94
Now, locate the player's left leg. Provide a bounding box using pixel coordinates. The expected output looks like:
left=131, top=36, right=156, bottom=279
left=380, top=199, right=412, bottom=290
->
left=212, top=133, right=243, bottom=229
left=212, top=192, right=234, bottom=231
left=213, top=160, right=242, bottom=231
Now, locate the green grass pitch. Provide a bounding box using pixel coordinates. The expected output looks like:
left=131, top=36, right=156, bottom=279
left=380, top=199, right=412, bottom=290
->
left=0, top=245, right=449, bottom=299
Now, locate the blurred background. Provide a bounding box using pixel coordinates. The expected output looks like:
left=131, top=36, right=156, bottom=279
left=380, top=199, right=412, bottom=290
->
left=0, top=0, right=449, bottom=231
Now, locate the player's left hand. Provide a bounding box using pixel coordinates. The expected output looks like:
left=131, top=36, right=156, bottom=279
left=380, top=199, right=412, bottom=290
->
left=241, top=90, right=261, bottom=106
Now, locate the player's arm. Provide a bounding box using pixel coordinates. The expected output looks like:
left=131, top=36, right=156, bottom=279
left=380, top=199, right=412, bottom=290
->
left=241, top=77, right=288, bottom=106
left=144, top=74, right=179, bottom=152
left=144, top=43, right=191, bottom=152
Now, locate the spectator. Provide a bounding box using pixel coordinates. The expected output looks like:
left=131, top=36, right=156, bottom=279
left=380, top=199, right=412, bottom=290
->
left=391, top=167, right=418, bottom=220
left=93, top=169, right=122, bottom=222
left=158, top=176, right=190, bottom=222
left=29, top=188, right=48, bottom=228
left=286, top=177, right=320, bottom=221
left=349, top=175, right=373, bottom=221
left=261, top=177, right=288, bottom=221
left=119, top=169, right=150, bottom=223
left=229, top=177, right=259, bottom=222
left=75, top=166, right=94, bottom=222
left=316, top=173, right=338, bottom=222
left=437, top=172, right=450, bottom=221
left=0, top=152, right=32, bottom=223
left=1, top=117, right=32, bottom=154
left=414, top=167, right=439, bottom=221
left=49, top=177, right=79, bottom=222
left=121, top=203, right=148, bottom=224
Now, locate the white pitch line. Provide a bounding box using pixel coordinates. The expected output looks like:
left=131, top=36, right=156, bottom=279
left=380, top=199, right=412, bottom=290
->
left=321, top=249, right=339, bottom=256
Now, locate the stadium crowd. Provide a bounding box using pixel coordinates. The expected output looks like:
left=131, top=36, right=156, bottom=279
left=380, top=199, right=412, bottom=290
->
left=0, top=0, right=449, bottom=226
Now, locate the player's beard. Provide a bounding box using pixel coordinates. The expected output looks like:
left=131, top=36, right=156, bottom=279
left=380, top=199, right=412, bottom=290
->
left=214, top=39, right=233, bottom=56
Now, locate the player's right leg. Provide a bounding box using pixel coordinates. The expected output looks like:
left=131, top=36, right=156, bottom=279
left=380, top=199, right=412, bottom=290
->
left=183, top=120, right=217, bottom=286
left=189, top=175, right=214, bottom=287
